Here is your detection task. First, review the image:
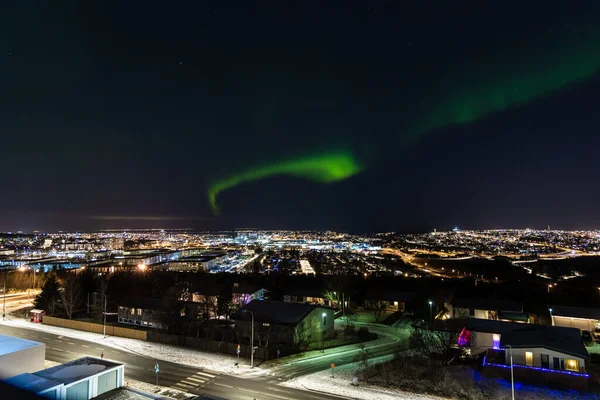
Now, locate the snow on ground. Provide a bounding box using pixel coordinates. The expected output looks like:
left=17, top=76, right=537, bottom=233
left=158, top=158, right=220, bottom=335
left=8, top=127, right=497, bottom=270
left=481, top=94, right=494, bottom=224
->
left=0, top=317, right=266, bottom=377
left=282, top=354, right=445, bottom=400
left=126, top=378, right=195, bottom=399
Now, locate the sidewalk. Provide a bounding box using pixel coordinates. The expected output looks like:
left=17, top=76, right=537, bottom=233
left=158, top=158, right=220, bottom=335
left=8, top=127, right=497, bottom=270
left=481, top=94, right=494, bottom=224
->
left=0, top=316, right=267, bottom=377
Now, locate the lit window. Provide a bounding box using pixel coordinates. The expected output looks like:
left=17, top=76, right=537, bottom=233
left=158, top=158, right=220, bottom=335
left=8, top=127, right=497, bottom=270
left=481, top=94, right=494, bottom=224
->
left=566, top=359, right=579, bottom=372
left=263, top=323, right=270, bottom=327
left=137, top=309, right=142, bottom=316
left=492, top=334, right=500, bottom=350
left=525, top=352, right=533, bottom=366
left=130, top=308, right=135, bottom=315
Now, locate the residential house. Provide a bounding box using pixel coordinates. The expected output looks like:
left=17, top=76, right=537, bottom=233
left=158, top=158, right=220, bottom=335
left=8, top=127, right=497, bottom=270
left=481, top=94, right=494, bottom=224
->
left=550, top=305, right=600, bottom=332
left=483, top=324, right=589, bottom=390
left=365, top=291, right=417, bottom=312
left=232, top=282, right=265, bottom=307
left=447, top=298, right=528, bottom=322
left=283, top=287, right=326, bottom=306
left=232, top=300, right=334, bottom=347
left=117, top=296, right=166, bottom=329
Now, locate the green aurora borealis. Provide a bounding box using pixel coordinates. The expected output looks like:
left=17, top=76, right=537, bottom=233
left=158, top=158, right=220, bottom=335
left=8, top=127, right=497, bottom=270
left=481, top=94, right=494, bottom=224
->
left=208, top=11, right=600, bottom=215
left=208, top=152, right=362, bottom=214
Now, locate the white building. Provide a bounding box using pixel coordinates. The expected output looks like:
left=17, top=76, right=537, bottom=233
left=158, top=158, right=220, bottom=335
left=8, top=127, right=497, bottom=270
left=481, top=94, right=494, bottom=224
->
left=0, top=334, right=45, bottom=379
left=6, top=357, right=125, bottom=400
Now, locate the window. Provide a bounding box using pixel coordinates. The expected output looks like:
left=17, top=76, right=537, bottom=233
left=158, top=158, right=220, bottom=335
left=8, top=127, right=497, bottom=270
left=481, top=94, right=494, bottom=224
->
left=130, top=308, right=135, bottom=315
left=263, top=323, right=270, bottom=327
left=566, top=359, right=579, bottom=372
left=137, top=309, right=142, bottom=316
left=525, top=352, right=533, bottom=366
left=541, top=354, right=549, bottom=369
left=492, top=334, right=500, bottom=350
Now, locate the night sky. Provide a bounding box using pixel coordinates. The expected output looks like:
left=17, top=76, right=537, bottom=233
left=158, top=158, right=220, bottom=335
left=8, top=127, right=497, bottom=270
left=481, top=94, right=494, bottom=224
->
left=2, top=2, right=600, bottom=232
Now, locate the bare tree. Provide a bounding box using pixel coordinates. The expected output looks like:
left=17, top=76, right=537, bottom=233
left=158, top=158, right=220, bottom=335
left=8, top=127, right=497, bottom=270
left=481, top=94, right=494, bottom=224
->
left=371, top=302, right=386, bottom=323
left=409, top=324, right=459, bottom=366
left=60, top=274, right=81, bottom=320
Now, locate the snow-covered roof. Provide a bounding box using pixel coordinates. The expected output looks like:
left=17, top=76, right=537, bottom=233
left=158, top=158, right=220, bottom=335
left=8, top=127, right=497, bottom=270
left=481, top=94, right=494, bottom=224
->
left=4, top=372, right=62, bottom=394
left=34, top=357, right=122, bottom=385
left=0, top=334, right=43, bottom=357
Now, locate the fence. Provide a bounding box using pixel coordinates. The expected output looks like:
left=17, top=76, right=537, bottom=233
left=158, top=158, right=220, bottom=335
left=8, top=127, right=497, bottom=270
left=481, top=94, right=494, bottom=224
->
left=146, top=331, right=298, bottom=361
left=42, top=316, right=147, bottom=341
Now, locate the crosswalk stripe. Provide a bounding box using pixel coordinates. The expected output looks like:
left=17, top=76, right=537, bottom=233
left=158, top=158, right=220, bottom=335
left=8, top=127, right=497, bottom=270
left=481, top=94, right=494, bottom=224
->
left=185, top=376, right=206, bottom=383
left=173, top=382, right=195, bottom=390
left=196, top=372, right=215, bottom=378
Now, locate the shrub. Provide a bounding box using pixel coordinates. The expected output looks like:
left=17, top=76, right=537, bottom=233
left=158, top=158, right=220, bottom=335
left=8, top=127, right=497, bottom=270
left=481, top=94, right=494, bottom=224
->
left=357, top=326, right=370, bottom=340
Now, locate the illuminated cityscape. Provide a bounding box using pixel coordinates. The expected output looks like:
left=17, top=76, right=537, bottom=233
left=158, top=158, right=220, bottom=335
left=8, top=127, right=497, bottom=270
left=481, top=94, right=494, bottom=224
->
left=3, top=2, right=600, bottom=400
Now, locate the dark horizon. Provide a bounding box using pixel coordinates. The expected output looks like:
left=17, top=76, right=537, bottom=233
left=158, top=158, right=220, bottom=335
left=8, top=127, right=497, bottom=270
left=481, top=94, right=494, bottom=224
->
left=2, top=2, right=600, bottom=232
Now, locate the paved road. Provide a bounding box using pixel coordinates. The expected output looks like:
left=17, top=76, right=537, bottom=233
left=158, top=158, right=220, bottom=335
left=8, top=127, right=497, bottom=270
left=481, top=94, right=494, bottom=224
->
left=0, top=324, right=347, bottom=400
left=265, top=323, right=408, bottom=380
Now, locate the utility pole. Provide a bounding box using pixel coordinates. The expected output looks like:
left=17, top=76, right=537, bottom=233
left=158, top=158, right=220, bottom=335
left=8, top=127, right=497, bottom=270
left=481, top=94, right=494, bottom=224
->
left=103, top=294, right=107, bottom=338
left=3, top=270, right=6, bottom=321
left=242, top=310, right=255, bottom=367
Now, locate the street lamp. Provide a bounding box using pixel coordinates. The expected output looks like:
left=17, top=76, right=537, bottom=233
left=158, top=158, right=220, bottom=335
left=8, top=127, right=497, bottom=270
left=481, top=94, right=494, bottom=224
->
left=428, top=300, right=433, bottom=321
left=242, top=310, right=254, bottom=367
left=548, top=284, right=552, bottom=293
left=506, top=344, right=515, bottom=400
left=549, top=308, right=553, bottom=326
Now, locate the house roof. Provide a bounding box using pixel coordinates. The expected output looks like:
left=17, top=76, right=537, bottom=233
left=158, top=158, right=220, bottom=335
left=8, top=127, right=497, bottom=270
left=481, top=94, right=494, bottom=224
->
left=365, top=291, right=418, bottom=302
left=119, top=296, right=164, bottom=310
left=500, top=325, right=589, bottom=359
left=549, top=305, right=600, bottom=320
left=4, top=373, right=62, bottom=394
left=452, top=298, right=522, bottom=312
left=232, top=300, right=328, bottom=326
left=466, top=318, right=531, bottom=334
left=34, top=357, right=122, bottom=385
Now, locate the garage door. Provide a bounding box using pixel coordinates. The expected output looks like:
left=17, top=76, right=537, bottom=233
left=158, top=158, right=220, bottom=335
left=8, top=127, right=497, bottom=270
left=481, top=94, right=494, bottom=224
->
left=97, top=370, right=118, bottom=396
left=66, top=380, right=89, bottom=400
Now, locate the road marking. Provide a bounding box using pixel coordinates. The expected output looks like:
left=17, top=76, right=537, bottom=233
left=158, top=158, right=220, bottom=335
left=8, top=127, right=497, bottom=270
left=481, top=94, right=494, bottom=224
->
left=237, top=386, right=293, bottom=400
left=81, top=345, right=89, bottom=348
left=49, top=347, right=61, bottom=351
left=213, top=383, right=234, bottom=389
left=196, top=371, right=215, bottom=378
left=96, top=348, right=103, bottom=351
left=185, top=376, right=206, bottom=384
left=68, top=342, right=75, bottom=345
left=173, top=382, right=195, bottom=390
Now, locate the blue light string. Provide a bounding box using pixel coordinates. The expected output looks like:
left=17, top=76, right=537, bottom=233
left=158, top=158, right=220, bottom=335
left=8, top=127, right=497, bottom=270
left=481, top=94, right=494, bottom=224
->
left=482, top=355, right=589, bottom=378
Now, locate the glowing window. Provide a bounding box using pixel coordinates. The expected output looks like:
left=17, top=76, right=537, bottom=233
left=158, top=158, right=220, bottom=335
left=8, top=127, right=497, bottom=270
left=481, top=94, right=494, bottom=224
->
left=492, top=334, right=500, bottom=349
left=566, top=359, right=579, bottom=372
left=525, top=352, right=533, bottom=366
